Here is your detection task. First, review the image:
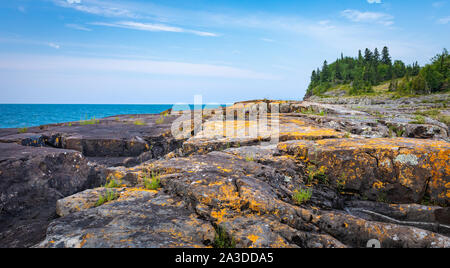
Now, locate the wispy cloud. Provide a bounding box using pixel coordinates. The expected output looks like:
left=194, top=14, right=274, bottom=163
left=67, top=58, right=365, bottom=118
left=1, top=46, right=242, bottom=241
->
left=432, top=1, right=446, bottom=8
left=91, top=21, right=218, bottom=37
left=54, top=0, right=140, bottom=18
left=0, top=54, right=279, bottom=80
left=48, top=43, right=60, bottom=49
left=367, top=0, right=382, bottom=4
left=438, top=16, right=450, bottom=24
left=65, top=23, right=92, bottom=31
left=341, top=9, right=394, bottom=26
left=261, top=38, right=275, bottom=43
left=17, top=6, right=27, bottom=13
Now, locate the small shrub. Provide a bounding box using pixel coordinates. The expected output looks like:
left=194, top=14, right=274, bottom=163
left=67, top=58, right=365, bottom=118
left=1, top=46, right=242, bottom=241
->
left=336, top=176, right=346, bottom=192
left=104, top=176, right=122, bottom=188
left=80, top=117, right=99, bottom=125
left=95, top=189, right=118, bottom=207
left=133, top=120, right=146, bottom=126
left=438, top=115, right=450, bottom=125
left=245, top=155, right=254, bottom=162
left=155, top=117, right=164, bottom=124
left=293, top=188, right=313, bottom=204
left=144, top=171, right=161, bottom=190
left=300, top=107, right=327, bottom=116
left=410, top=115, right=426, bottom=124
left=213, top=225, right=236, bottom=248
left=18, top=127, right=28, bottom=134
left=343, top=132, right=351, bottom=138
left=306, top=165, right=327, bottom=185
left=388, top=125, right=405, bottom=137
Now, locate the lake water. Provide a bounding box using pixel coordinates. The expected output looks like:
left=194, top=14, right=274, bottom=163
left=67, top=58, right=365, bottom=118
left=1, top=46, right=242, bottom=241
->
left=0, top=104, right=225, bottom=129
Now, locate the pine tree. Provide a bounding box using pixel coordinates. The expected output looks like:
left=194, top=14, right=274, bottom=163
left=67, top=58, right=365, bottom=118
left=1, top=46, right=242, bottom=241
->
left=381, top=46, right=392, bottom=66
left=321, top=60, right=330, bottom=82
left=373, top=48, right=380, bottom=65
left=364, top=48, right=373, bottom=64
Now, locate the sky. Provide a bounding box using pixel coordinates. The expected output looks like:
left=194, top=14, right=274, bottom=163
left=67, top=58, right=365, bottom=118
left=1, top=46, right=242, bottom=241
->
left=0, top=0, right=449, bottom=104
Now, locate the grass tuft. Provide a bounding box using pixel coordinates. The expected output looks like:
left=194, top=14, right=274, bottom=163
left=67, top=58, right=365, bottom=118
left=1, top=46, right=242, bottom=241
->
left=143, top=171, right=161, bottom=190
left=213, top=225, right=236, bottom=248
left=293, top=187, right=313, bottom=205
left=95, top=189, right=119, bottom=207
left=18, top=127, right=28, bottom=134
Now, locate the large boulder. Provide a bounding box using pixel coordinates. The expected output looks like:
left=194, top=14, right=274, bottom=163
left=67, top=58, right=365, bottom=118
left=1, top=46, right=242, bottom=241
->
left=0, top=143, right=105, bottom=248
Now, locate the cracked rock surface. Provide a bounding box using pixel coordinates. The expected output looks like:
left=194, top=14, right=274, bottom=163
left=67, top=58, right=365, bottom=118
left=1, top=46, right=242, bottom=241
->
left=1, top=99, right=449, bottom=248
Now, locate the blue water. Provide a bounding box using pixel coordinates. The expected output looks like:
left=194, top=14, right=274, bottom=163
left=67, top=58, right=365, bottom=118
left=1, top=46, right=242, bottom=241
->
left=0, top=104, right=225, bottom=129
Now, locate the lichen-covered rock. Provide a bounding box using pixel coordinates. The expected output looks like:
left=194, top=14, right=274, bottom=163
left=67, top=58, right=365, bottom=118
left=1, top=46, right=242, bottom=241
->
left=3, top=98, right=450, bottom=248
left=56, top=187, right=125, bottom=217
left=38, top=193, right=215, bottom=248
left=40, top=147, right=450, bottom=248
left=278, top=138, right=450, bottom=206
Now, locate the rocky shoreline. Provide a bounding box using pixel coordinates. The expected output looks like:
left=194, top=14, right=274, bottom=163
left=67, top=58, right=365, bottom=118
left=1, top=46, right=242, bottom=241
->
left=0, top=95, right=449, bottom=248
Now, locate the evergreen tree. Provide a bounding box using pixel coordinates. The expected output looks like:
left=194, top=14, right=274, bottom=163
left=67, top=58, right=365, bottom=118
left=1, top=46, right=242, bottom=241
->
left=373, top=48, right=380, bottom=65
left=381, top=46, right=392, bottom=66
left=364, top=48, right=373, bottom=64
left=321, top=60, right=330, bottom=82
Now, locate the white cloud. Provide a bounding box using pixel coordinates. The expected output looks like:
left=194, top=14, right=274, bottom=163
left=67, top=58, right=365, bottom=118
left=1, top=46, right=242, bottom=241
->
left=432, top=1, right=446, bottom=8
left=341, top=9, right=394, bottom=26
left=261, top=38, right=275, bottom=42
left=65, top=23, right=92, bottom=31
left=18, top=6, right=26, bottom=13
left=438, top=16, right=450, bottom=24
left=48, top=43, right=60, bottom=49
left=367, top=0, right=382, bottom=4
left=91, top=21, right=218, bottom=37
left=55, top=0, right=138, bottom=18
left=0, top=54, right=280, bottom=80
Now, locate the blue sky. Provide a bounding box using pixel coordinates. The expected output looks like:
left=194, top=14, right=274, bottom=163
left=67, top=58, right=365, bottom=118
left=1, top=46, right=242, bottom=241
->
left=0, top=0, right=449, bottom=104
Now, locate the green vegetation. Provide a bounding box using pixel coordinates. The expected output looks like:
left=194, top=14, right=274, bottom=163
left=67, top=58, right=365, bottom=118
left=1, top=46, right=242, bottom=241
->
left=414, top=109, right=450, bottom=126
left=410, top=115, right=426, bottom=124
left=306, top=47, right=449, bottom=97
left=80, top=117, right=100, bottom=125
left=388, top=125, right=405, bottom=137
left=292, top=187, right=313, bottom=204
left=213, top=225, right=236, bottom=248
left=104, top=175, right=122, bottom=188
left=143, top=171, right=161, bottom=190
left=95, top=189, right=119, bottom=207
left=18, top=127, right=28, bottom=134
left=133, top=120, right=146, bottom=126
left=300, top=107, right=327, bottom=116
left=306, top=165, right=328, bottom=185
left=245, top=155, right=255, bottom=162
left=336, top=176, right=346, bottom=193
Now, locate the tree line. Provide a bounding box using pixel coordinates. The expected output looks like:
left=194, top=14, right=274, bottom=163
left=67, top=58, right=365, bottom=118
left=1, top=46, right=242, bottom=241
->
left=306, top=47, right=449, bottom=97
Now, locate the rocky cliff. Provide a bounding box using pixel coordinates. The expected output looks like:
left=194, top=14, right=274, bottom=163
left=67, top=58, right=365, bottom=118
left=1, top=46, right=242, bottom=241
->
left=0, top=97, right=449, bottom=248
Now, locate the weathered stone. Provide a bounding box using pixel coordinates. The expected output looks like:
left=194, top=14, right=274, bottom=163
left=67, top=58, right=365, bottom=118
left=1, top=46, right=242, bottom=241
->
left=38, top=193, right=215, bottom=248
left=56, top=187, right=125, bottom=217
left=3, top=98, right=449, bottom=248
left=278, top=138, right=450, bottom=206
left=0, top=143, right=105, bottom=248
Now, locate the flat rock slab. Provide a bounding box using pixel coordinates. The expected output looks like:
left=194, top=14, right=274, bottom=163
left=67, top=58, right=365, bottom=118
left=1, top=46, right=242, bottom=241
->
left=278, top=138, right=450, bottom=206
left=38, top=192, right=215, bottom=248
left=182, top=115, right=344, bottom=155
left=0, top=114, right=183, bottom=158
